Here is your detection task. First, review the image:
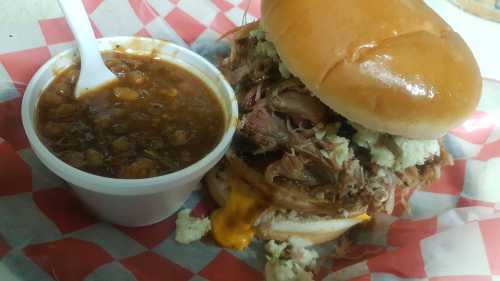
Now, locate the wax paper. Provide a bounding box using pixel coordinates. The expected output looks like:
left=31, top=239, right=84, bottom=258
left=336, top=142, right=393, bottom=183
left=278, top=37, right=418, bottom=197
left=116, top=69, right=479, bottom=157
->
left=0, top=1, right=499, bottom=280
left=447, top=0, right=500, bottom=22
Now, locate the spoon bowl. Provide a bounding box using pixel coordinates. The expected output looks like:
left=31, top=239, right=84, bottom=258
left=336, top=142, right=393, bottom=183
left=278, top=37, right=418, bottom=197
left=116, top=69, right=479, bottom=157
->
left=57, top=0, right=117, bottom=98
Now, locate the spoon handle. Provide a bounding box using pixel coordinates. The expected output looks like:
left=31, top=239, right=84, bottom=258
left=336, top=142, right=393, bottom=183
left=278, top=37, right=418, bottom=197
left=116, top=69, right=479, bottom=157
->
left=57, top=0, right=116, bottom=98
left=57, top=0, right=101, bottom=70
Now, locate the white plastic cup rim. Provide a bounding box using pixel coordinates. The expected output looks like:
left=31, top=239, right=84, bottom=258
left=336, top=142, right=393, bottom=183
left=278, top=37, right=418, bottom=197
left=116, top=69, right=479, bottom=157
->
left=21, top=36, right=238, bottom=197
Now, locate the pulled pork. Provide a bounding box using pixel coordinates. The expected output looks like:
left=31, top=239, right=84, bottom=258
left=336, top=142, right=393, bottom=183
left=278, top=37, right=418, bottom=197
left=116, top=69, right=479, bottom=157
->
left=219, top=23, right=453, bottom=217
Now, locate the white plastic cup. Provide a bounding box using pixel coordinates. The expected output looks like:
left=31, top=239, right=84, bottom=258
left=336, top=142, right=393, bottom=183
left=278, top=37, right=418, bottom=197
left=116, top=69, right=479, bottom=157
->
left=22, top=37, right=237, bottom=227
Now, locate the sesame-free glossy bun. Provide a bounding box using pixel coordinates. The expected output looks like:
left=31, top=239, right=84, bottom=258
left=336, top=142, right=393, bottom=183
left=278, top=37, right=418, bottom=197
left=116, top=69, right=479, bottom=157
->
left=261, top=0, right=482, bottom=139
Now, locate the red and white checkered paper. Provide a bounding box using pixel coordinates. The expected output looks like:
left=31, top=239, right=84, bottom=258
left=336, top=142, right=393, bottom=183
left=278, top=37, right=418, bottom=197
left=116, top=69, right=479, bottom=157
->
left=1, top=1, right=499, bottom=280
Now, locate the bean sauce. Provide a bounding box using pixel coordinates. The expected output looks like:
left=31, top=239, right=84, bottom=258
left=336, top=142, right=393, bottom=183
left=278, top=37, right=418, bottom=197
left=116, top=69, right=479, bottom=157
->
left=37, top=52, right=225, bottom=179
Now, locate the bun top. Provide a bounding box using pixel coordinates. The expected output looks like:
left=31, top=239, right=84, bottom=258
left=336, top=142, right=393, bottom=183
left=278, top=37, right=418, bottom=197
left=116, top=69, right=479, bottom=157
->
left=260, top=0, right=482, bottom=139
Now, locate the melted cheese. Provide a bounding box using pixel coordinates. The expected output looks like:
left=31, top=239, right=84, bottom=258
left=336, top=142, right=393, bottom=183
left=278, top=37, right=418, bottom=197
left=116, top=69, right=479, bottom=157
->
left=211, top=174, right=268, bottom=250
left=355, top=213, right=371, bottom=222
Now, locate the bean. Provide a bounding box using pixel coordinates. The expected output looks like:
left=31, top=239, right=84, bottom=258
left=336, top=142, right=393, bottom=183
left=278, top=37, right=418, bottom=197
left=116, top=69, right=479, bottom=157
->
left=129, top=112, right=151, bottom=127
left=85, top=149, right=104, bottom=167
left=170, top=129, right=191, bottom=146
left=48, top=103, right=78, bottom=119
left=128, top=70, right=146, bottom=85
left=112, top=123, right=128, bottom=134
left=113, top=87, right=139, bottom=102
left=118, top=158, right=158, bottom=179
left=147, top=102, right=165, bottom=115
left=93, top=114, right=112, bottom=129
left=112, top=136, right=130, bottom=153
left=43, top=121, right=65, bottom=138
left=60, top=151, right=86, bottom=168
left=111, top=107, right=128, bottom=118
left=106, top=59, right=130, bottom=73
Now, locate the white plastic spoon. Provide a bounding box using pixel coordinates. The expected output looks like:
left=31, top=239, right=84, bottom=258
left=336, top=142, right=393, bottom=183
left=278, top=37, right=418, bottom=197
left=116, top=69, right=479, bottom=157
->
left=57, top=0, right=117, bottom=99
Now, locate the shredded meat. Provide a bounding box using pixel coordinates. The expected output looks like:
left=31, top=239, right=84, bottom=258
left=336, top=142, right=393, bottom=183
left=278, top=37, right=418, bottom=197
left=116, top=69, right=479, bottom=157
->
left=226, top=64, right=252, bottom=85
left=239, top=83, right=263, bottom=111
left=399, top=146, right=453, bottom=189
left=268, top=91, right=327, bottom=124
left=226, top=150, right=365, bottom=216
left=265, top=152, right=321, bottom=186
left=238, top=100, right=289, bottom=153
left=219, top=22, right=453, bottom=216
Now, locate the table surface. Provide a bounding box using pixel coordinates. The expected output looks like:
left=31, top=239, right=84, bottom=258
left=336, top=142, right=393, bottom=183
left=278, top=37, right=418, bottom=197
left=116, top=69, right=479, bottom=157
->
left=1, top=2, right=499, bottom=281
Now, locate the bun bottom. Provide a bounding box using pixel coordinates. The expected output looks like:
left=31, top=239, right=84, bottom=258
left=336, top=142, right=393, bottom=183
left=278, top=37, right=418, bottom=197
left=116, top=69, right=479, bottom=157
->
left=205, top=161, right=368, bottom=245
left=255, top=208, right=368, bottom=245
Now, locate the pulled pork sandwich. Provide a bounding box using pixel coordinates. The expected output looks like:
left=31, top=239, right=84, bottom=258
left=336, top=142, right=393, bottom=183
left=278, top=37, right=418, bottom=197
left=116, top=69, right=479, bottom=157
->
left=206, top=0, right=482, bottom=250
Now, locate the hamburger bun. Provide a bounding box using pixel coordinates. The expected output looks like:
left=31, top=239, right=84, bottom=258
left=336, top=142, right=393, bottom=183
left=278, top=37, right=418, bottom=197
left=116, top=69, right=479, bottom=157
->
left=261, top=0, right=482, bottom=139
left=205, top=159, right=369, bottom=245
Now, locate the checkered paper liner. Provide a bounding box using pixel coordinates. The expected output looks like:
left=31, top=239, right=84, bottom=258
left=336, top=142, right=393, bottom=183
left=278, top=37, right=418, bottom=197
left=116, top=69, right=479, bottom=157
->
left=0, top=0, right=499, bottom=280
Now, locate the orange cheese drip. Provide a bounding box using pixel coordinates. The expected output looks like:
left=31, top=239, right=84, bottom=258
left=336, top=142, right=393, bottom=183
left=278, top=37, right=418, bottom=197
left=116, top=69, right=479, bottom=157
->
left=211, top=175, right=268, bottom=250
